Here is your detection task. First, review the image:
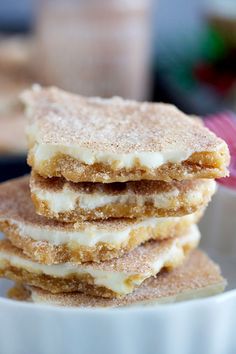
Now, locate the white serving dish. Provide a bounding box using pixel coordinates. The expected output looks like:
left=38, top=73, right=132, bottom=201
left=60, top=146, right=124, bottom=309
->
left=0, top=183, right=236, bottom=354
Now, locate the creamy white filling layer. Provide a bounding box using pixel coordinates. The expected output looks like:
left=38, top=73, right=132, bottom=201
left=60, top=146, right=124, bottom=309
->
left=31, top=143, right=192, bottom=170
left=12, top=213, right=197, bottom=247
left=32, top=180, right=216, bottom=213
left=33, top=185, right=181, bottom=213
left=0, top=225, right=200, bottom=294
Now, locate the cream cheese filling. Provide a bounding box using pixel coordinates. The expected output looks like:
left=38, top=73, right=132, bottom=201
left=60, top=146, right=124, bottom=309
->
left=32, top=179, right=216, bottom=213
left=10, top=213, right=198, bottom=247
left=32, top=185, right=181, bottom=213
left=0, top=225, right=200, bottom=294
left=31, top=143, right=192, bottom=170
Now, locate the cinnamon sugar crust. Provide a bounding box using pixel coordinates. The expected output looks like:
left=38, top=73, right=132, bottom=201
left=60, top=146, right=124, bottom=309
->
left=30, top=172, right=216, bottom=221
left=23, top=86, right=227, bottom=154
left=23, top=86, right=230, bottom=182
left=0, top=228, right=200, bottom=297
left=0, top=175, right=202, bottom=233
left=0, top=230, right=198, bottom=274
left=0, top=175, right=176, bottom=231
left=0, top=176, right=202, bottom=263
left=2, top=214, right=200, bottom=264
left=9, top=251, right=226, bottom=307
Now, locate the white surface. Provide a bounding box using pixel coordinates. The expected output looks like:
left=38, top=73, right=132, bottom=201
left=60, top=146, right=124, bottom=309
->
left=0, top=183, right=236, bottom=354
left=200, top=184, right=236, bottom=291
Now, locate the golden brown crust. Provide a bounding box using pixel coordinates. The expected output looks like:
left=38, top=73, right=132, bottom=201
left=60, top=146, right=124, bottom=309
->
left=0, top=264, right=116, bottom=298
left=8, top=251, right=226, bottom=307
left=31, top=171, right=213, bottom=195
left=0, top=229, right=199, bottom=272
left=32, top=194, right=203, bottom=222
left=0, top=176, right=203, bottom=264
left=1, top=175, right=196, bottom=232
left=0, top=256, right=190, bottom=299
left=30, top=173, right=216, bottom=222
left=1, top=213, right=200, bottom=264
left=0, top=233, right=199, bottom=298
left=28, top=149, right=229, bottom=183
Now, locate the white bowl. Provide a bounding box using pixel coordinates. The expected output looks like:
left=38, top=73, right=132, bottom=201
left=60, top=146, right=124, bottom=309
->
left=0, top=184, right=236, bottom=354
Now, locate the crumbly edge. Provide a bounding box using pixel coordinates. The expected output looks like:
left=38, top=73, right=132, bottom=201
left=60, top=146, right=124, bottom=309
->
left=31, top=181, right=213, bottom=222
left=0, top=264, right=117, bottom=298
left=28, top=148, right=229, bottom=183
left=8, top=250, right=226, bottom=307
left=8, top=282, right=31, bottom=301
left=0, top=244, right=194, bottom=299
left=8, top=282, right=226, bottom=307
left=0, top=214, right=200, bottom=264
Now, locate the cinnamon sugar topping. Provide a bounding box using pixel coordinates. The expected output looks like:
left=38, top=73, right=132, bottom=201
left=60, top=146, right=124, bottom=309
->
left=23, top=86, right=227, bottom=154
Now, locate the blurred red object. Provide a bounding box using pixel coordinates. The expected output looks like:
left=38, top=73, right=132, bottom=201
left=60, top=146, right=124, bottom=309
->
left=205, top=112, right=236, bottom=188
left=195, top=62, right=235, bottom=94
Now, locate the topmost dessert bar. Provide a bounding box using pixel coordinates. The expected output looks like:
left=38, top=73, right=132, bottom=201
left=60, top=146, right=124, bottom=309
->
left=22, top=86, right=230, bottom=183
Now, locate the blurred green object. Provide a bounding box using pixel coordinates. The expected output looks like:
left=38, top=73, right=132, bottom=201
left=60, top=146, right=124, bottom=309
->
left=209, top=15, right=236, bottom=48
left=201, top=27, right=227, bottom=61
left=153, top=27, right=230, bottom=114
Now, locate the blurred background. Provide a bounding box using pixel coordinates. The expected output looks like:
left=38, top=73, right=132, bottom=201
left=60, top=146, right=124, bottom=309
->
left=0, top=0, right=236, bottom=181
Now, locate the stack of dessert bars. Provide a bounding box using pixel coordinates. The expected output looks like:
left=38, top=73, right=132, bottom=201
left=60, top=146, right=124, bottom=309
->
left=0, top=86, right=230, bottom=307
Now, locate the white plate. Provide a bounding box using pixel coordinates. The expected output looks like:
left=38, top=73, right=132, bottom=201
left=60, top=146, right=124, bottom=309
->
left=0, top=184, right=236, bottom=354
